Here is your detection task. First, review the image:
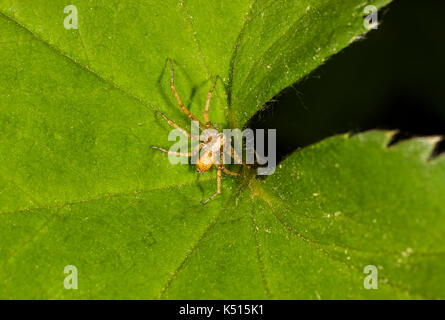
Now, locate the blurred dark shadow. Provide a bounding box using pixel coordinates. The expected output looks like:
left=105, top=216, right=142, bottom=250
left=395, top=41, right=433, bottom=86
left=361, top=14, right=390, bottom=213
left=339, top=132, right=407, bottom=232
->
left=247, top=0, right=445, bottom=163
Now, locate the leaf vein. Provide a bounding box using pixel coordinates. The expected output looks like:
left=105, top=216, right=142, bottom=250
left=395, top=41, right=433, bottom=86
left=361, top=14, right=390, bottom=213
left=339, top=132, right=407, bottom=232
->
left=0, top=10, right=161, bottom=119
left=158, top=180, right=248, bottom=298
left=260, top=196, right=425, bottom=299
left=249, top=202, right=273, bottom=298
left=0, top=178, right=215, bottom=216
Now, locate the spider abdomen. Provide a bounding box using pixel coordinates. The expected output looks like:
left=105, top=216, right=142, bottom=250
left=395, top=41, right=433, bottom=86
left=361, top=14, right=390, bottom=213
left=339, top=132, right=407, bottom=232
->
left=197, top=149, right=215, bottom=173
left=197, top=133, right=226, bottom=174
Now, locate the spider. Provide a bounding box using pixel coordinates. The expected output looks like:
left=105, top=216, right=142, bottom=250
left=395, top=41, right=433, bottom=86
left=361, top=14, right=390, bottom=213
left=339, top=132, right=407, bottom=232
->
left=151, top=60, right=249, bottom=204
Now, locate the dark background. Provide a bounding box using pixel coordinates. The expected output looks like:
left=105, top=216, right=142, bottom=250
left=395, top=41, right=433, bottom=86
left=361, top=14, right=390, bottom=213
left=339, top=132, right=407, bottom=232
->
left=248, top=0, right=445, bottom=162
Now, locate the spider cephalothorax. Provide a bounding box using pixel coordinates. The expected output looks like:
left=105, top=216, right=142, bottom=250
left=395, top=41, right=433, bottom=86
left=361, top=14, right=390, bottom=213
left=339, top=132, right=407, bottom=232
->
left=151, top=60, right=247, bottom=204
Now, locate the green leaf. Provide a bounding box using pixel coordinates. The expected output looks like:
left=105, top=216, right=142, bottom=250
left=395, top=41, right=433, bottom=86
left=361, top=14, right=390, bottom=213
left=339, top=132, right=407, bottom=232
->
left=154, top=131, right=445, bottom=299
left=4, top=0, right=444, bottom=300
left=228, top=0, right=392, bottom=126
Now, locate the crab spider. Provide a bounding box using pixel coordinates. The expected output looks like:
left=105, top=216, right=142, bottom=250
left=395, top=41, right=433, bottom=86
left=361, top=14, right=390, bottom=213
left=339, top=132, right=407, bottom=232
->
left=151, top=59, right=249, bottom=204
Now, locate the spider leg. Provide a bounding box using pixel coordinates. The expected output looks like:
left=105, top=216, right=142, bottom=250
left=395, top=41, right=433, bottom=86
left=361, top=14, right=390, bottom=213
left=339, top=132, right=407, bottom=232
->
left=155, top=110, right=198, bottom=140
left=202, top=168, right=221, bottom=205
left=151, top=142, right=202, bottom=157
left=230, top=145, right=251, bottom=169
left=204, top=75, right=219, bottom=128
left=191, top=142, right=204, bottom=156
left=151, top=146, right=191, bottom=157
left=221, top=166, right=240, bottom=176
left=218, top=151, right=240, bottom=176
left=169, top=59, right=206, bottom=130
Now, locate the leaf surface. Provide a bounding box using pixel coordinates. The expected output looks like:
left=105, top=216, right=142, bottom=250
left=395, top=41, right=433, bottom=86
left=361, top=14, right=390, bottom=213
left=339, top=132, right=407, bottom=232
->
left=3, top=0, right=443, bottom=300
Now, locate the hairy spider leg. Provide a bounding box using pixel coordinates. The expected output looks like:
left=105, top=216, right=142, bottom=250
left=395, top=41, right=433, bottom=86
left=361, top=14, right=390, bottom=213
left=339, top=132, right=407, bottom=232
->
left=151, top=142, right=203, bottom=157
left=202, top=149, right=240, bottom=204
left=155, top=110, right=199, bottom=140
left=218, top=149, right=240, bottom=176
left=202, top=167, right=221, bottom=205
left=169, top=59, right=207, bottom=130
left=230, top=145, right=251, bottom=169
left=221, top=166, right=240, bottom=176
